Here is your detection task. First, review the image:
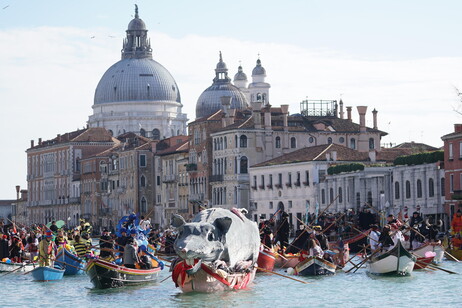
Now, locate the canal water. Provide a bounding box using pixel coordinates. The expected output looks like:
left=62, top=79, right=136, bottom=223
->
left=1, top=256, right=461, bottom=308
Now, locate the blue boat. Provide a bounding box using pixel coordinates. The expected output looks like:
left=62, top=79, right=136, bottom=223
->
left=56, top=247, right=86, bottom=275
left=30, top=266, right=65, bottom=281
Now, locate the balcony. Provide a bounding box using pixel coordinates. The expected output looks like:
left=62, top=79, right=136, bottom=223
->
left=294, top=181, right=301, bottom=187
left=303, top=181, right=310, bottom=186
left=189, top=193, right=205, bottom=201
left=266, top=184, right=273, bottom=190
left=286, top=183, right=292, bottom=188
left=186, top=163, right=197, bottom=171
left=258, top=185, right=265, bottom=190
left=209, top=175, right=224, bottom=183
left=251, top=186, right=257, bottom=190
left=162, top=174, right=178, bottom=183
left=452, top=190, right=462, bottom=200
left=275, top=184, right=282, bottom=189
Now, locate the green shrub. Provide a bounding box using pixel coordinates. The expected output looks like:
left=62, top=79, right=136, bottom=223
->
left=393, top=151, right=443, bottom=166
left=328, top=163, right=365, bottom=175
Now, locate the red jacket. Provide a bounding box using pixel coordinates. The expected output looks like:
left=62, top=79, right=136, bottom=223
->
left=451, top=214, right=462, bottom=233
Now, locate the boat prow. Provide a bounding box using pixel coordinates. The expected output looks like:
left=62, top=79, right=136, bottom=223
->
left=368, top=241, right=416, bottom=276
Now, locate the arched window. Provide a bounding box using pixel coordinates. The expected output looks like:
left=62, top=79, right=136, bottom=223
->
left=108, top=130, right=113, bottom=136
left=441, top=177, right=445, bottom=196
left=338, top=187, right=343, bottom=203
left=417, top=179, right=422, bottom=198
left=429, top=178, right=435, bottom=197
left=140, top=197, right=147, bottom=213
left=235, top=135, right=238, bottom=148
left=240, top=156, right=248, bottom=174
left=240, top=135, right=247, bottom=148
left=369, top=138, right=375, bottom=150
left=219, top=137, right=223, bottom=150
left=213, top=139, right=217, bottom=151
left=275, top=136, right=281, bottom=148
left=140, top=128, right=146, bottom=137
left=327, top=137, right=333, bottom=144
left=290, top=137, right=296, bottom=149
left=321, top=189, right=326, bottom=204
left=329, top=188, right=334, bottom=203
left=350, top=138, right=356, bottom=150
left=405, top=181, right=411, bottom=199
left=367, top=191, right=373, bottom=205
left=140, top=175, right=146, bottom=187
left=257, top=93, right=262, bottom=101
left=224, top=137, right=227, bottom=149
left=395, top=181, right=400, bottom=199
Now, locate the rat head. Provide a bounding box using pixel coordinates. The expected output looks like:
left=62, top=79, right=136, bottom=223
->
left=171, top=214, right=232, bottom=262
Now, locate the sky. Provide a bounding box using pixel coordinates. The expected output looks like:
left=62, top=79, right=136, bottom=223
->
left=1, top=0, right=462, bottom=198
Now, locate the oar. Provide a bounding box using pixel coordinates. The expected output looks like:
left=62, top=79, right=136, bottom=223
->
left=256, top=266, right=310, bottom=284
left=54, top=260, right=83, bottom=270
left=444, top=250, right=461, bottom=262
left=345, top=247, right=381, bottom=273
left=160, top=275, right=171, bottom=283
left=319, top=213, right=346, bottom=235
left=409, top=251, right=458, bottom=274
left=262, top=244, right=288, bottom=261
left=0, top=263, right=27, bottom=276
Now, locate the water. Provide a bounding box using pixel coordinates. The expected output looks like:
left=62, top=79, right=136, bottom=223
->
left=1, top=257, right=461, bottom=308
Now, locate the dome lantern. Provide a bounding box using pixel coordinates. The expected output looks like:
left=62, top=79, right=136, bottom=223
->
left=122, top=4, right=151, bottom=59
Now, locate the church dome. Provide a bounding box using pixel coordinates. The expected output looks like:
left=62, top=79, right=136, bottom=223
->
left=195, top=53, right=248, bottom=118
left=128, top=18, right=146, bottom=31
left=233, top=65, right=247, bottom=81
left=252, top=59, right=266, bottom=76
left=94, top=58, right=181, bottom=104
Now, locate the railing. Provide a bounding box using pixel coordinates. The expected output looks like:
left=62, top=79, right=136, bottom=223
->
left=162, top=174, right=178, bottom=183
left=69, top=197, right=81, bottom=203
left=209, top=175, right=224, bottom=182
left=189, top=193, right=205, bottom=201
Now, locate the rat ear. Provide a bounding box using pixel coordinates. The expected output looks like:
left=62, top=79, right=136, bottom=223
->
left=171, top=214, right=186, bottom=228
left=213, top=217, right=232, bottom=234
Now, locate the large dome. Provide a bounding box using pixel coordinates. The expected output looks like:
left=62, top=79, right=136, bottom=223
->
left=94, top=58, right=181, bottom=104
left=196, top=83, right=248, bottom=118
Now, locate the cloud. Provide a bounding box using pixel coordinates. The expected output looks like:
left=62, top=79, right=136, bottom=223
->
left=0, top=25, right=460, bottom=197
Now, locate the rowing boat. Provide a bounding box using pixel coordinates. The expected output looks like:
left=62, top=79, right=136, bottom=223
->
left=367, top=241, right=416, bottom=275
left=85, top=258, right=161, bottom=289
left=56, top=246, right=86, bottom=275
left=0, top=261, right=36, bottom=272
left=172, top=259, right=256, bottom=293
left=293, top=256, right=336, bottom=276
left=446, top=248, right=462, bottom=260
left=412, top=243, right=444, bottom=264
left=30, top=266, right=65, bottom=281
left=274, top=254, right=300, bottom=268
left=257, top=247, right=276, bottom=272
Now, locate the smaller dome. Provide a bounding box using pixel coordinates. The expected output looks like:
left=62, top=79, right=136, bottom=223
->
left=216, top=51, right=227, bottom=70
left=252, top=59, right=266, bottom=76
left=128, top=18, right=146, bottom=31
left=234, top=65, right=247, bottom=81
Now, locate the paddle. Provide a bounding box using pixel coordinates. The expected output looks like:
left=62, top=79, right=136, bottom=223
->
left=345, top=247, right=381, bottom=273
left=160, top=275, right=172, bottom=283
left=256, top=266, right=310, bottom=284
left=405, top=225, right=458, bottom=262
left=54, top=260, right=83, bottom=271
left=444, top=250, right=461, bottom=262
left=262, top=244, right=288, bottom=261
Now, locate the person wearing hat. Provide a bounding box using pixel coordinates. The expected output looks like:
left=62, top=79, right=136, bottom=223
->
left=99, top=229, right=114, bottom=260
left=116, top=228, right=129, bottom=253
left=409, top=211, right=423, bottom=249
left=38, top=231, right=56, bottom=266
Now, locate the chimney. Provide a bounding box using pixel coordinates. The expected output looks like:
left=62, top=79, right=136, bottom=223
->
left=251, top=101, right=263, bottom=129
left=57, top=134, right=61, bottom=142
left=346, top=106, right=352, bottom=121
left=357, top=106, right=368, bottom=132
left=221, top=96, right=232, bottom=127
left=30, top=140, right=34, bottom=148
left=331, top=151, right=337, bottom=161
left=372, top=109, right=378, bottom=130
left=455, top=124, right=462, bottom=133
left=339, top=100, right=344, bottom=119
left=264, top=105, right=272, bottom=130
left=281, top=104, right=289, bottom=131
left=369, top=150, right=376, bottom=162
left=38, top=138, right=42, bottom=146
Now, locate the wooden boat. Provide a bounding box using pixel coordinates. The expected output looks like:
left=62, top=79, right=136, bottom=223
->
left=257, top=247, right=276, bottom=272
left=30, top=266, right=65, bottom=281
left=172, top=259, right=256, bottom=293
left=414, top=256, right=435, bottom=270
left=412, top=243, right=444, bottom=264
left=56, top=247, right=86, bottom=275
left=293, top=256, right=336, bottom=276
left=367, top=241, right=416, bottom=276
left=0, top=261, right=36, bottom=272
left=274, top=253, right=300, bottom=268
left=85, top=258, right=161, bottom=289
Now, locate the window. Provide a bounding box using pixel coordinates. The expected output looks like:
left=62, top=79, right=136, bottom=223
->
left=441, top=177, right=445, bottom=196
left=156, top=176, right=160, bottom=186
left=194, top=130, right=201, bottom=145
left=240, top=156, right=248, bottom=174
left=240, top=135, right=248, bottom=148
left=261, top=175, right=265, bottom=187
left=339, top=137, right=345, bottom=143
left=367, top=191, right=373, bottom=205
left=429, top=178, right=435, bottom=197
left=139, top=154, right=146, bottom=167
left=288, top=201, right=293, bottom=209
left=152, top=129, right=160, bottom=140
left=417, top=180, right=422, bottom=198
left=327, top=137, right=333, bottom=144
left=269, top=174, right=273, bottom=186
left=350, top=138, right=356, bottom=150
left=288, top=173, right=292, bottom=187
left=356, top=192, right=361, bottom=207
left=269, top=201, right=273, bottom=209
left=338, top=187, right=343, bottom=203
left=369, top=138, right=375, bottom=150
left=140, top=175, right=146, bottom=187
left=405, top=181, right=411, bottom=199
left=321, top=189, right=325, bottom=204
left=253, top=176, right=257, bottom=188
left=140, top=128, right=146, bottom=137
left=395, top=181, right=400, bottom=199
left=275, top=136, right=281, bottom=148
left=278, top=173, right=282, bottom=186
left=305, top=171, right=310, bottom=186
left=140, top=197, right=147, bottom=213
left=329, top=188, right=334, bottom=202
left=309, top=137, right=314, bottom=144
left=449, top=143, right=454, bottom=160
left=450, top=175, right=454, bottom=193
left=290, top=137, right=296, bottom=149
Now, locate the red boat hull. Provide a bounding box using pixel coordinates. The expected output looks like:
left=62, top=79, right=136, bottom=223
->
left=257, top=249, right=276, bottom=272
left=414, top=256, right=434, bottom=270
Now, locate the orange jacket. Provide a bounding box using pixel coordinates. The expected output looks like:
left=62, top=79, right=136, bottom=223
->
left=451, top=214, right=462, bottom=233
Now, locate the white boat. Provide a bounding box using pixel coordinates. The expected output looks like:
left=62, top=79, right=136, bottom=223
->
left=368, top=241, right=416, bottom=276
left=0, top=261, right=36, bottom=272
left=412, top=243, right=444, bottom=264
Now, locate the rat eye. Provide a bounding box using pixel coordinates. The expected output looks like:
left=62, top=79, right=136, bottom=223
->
left=208, top=232, right=215, bottom=241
